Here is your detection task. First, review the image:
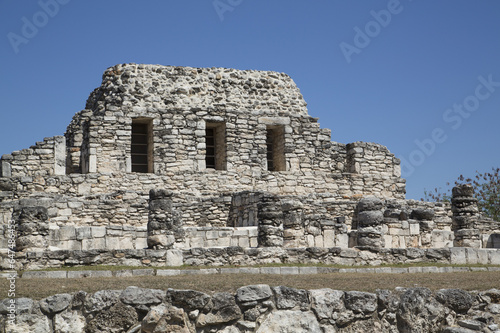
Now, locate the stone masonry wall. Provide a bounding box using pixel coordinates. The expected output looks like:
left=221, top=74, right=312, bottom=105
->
left=4, top=285, right=500, bottom=333
left=0, top=64, right=408, bottom=249
left=0, top=136, right=65, bottom=179
left=2, top=286, right=500, bottom=332
left=4, top=245, right=500, bottom=271
left=0, top=168, right=404, bottom=228
left=1, top=64, right=499, bottom=266
left=1, top=189, right=498, bottom=253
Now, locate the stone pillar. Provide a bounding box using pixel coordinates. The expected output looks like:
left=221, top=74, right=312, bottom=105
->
left=282, top=200, right=304, bottom=248
left=452, top=184, right=481, bottom=248
left=356, top=197, right=385, bottom=248
left=53, top=136, right=66, bottom=176
left=0, top=155, right=12, bottom=178
left=257, top=194, right=283, bottom=247
left=147, top=190, right=184, bottom=249
left=410, top=208, right=435, bottom=248
left=14, top=206, right=49, bottom=252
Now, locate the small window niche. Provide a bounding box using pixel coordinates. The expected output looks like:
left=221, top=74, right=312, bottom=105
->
left=266, top=126, right=286, bottom=171
left=205, top=122, right=226, bottom=170
left=131, top=118, right=153, bottom=173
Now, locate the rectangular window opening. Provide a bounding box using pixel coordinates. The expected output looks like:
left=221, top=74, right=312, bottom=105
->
left=131, top=119, right=153, bottom=173
left=205, top=122, right=226, bottom=170
left=266, top=126, right=286, bottom=171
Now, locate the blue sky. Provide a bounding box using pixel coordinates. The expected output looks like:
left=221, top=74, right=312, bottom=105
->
left=1, top=0, right=499, bottom=200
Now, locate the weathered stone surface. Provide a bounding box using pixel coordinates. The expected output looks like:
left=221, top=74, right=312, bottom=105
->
left=256, top=310, right=321, bottom=332
left=119, top=286, right=164, bottom=310
left=166, top=289, right=211, bottom=311
left=236, top=284, right=273, bottom=304
left=377, top=289, right=399, bottom=312
left=357, top=227, right=385, bottom=248
left=2, top=286, right=500, bottom=332
left=0, top=297, right=33, bottom=314
left=344, top=291, right=377, bottom=314
left=39, top=293, right=72, bottom=315
left=436, top=289, right=473, bottom=314
left=141, top=304, right=189, bottom=333
left=5, top=314, right=52, bottom=333
left=452, top=184, right=475, bottom=198
left=309, top=288, right=344, bottom=320
left=86, top=301, right=138, bottom=333
left=358, top=210, right=384, bottom=227
left=410, top=208, right=435, bottom=220
left=457, top=319, right=485, bottom=331
left=358, top=197, right=384, bottom=211
left=442, top=327, right=478, bottom=333
left=272, top=286, right=309, bottom=310
left=482, top=288, right=500, bottom=303
left=397, top=288, right=448, bottom=333
left=84, top=289, right=121, bottom=314
left=54, top=309, right=86, bottom=333
left=196, top=292, right=242, bottom=327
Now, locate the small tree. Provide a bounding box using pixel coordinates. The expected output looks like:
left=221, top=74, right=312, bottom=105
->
left=422, top=167, right=500, bottom=221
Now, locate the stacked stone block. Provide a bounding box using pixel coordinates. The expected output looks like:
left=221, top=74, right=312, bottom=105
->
left=452, top=184, right=482, bottom=248
left=257, top=194, right=283, bottom=247
left=14, top=206, right=49, bottom=252
left=410, top=208, right=435, bottom=247
left=282, top=199, right=305, bottom=247
left=356, top=197, right=385, bottom=248
left=48, top=225, right=147, bottom=251
left=177, top=227, right=258, bottom=248
left=1, top=136, right=65, bottom=178
left=3, top=245, right=500, bottom=270
left=228, top=191, right=260, bottom=227
left=147, top=189, right=184, bottom=249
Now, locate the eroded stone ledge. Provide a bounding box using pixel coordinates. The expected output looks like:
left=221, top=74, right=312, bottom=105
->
left=2, top=246, right=500, bottom=271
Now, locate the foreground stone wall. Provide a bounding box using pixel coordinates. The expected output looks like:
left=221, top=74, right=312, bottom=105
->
left=2, top=286, right=499, bottom=332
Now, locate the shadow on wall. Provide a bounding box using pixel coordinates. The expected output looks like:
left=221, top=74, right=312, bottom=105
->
left=487, top=234, right=500, bottom=248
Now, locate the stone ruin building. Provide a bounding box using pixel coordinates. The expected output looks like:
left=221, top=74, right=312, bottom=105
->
left=0, top=63, right=499, bottom=270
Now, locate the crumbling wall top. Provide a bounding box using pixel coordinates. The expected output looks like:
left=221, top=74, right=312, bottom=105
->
left=85, top=63, right=309, bottom=116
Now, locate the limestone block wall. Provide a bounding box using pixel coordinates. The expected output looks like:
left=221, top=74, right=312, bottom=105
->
left=3, top=246, right=500, bottom=271
left=174, top=226, right=258, bottom=249
left=0, top=168, right=405, bottom=230
left=45, top=225, right=147, bottom=251
left=346, top=141, right=401, bottom=178
left=351, top=198, right=455, bottom=249
left=228, top=191, right=260, bottom=227
left=0, top=136, right=65, bottom=179
left=56, top=63, right=405, bottom=196
left=83, top=64, right=310, bottom=174
left=0, top=190, right=150, bottom=228
left=64, top=110, right=92, bottom=174
left=0, top=224, right=258, bottom=253
left=1, top=185, right=498, bottom=253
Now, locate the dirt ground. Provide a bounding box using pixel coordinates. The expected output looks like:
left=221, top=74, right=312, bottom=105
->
left=2, top=271, right=500, bottom=300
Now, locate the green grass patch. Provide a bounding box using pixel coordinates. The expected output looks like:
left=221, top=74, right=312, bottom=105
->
left=17, top=261, right=500, bottom=275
